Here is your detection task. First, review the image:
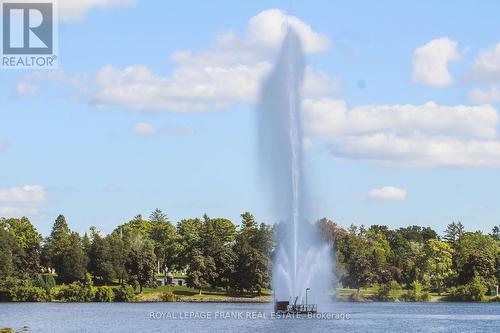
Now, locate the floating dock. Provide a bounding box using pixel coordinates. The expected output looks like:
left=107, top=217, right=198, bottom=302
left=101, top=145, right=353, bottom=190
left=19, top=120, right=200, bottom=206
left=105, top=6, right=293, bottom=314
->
left=274, top=296, right=317, bottom=314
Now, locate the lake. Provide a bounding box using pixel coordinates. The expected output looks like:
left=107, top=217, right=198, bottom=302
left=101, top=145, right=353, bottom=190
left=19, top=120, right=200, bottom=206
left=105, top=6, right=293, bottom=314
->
left=1, top=302, right=500, bottom=332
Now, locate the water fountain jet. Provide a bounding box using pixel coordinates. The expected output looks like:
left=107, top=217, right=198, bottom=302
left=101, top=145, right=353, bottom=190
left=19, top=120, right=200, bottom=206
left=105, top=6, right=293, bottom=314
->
left=257, top=27, right=333, bottom=309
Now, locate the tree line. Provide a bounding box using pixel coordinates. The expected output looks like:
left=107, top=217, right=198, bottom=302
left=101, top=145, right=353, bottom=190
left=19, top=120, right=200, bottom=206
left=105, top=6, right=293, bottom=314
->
left=1, top=211, right=500, bottom=301
left=320, top=219, right=500, bottom=301
left=0, top=210, right=273, bottom=300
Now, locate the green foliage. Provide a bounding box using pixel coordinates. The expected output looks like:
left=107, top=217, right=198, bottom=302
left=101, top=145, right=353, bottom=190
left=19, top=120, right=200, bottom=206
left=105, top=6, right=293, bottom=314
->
left=53, top=282, right=94, bottom=302
left=125, top=233, right=157, bottom=293
left=186, top=248, right=216, bottom=294
left=0, top=279, right=48, bottom=302
left=88, top=230, right=116, bottom=284
left=52, top=273, right=94, bottom=302
left=339, top=225, right=373, bottom=290
left=94, top=286, right=114, bottom=302
left=0, top=228, right=23, bottom=279
left=423, top=239, right=454, bottom=295
left=162, top=291, right=177, bottom=302
left=149, top=210, right=179, bottom=275
left=454, top=231, right=499, bottom=284
left=3, top=208, right=500, bottom=304
left=112, top=285, right=135, bottom=302
left=11, top=282, right=48, bottom=302
left=459, top=251, right=496, bottom=288
left=176, top=218, right=203, bottom=268
left=449, top=276, right=488, bottom=301
left=42, top=216, right=87, bottom=283
left=117, top=215, right=153, bottom=238
left=34, top=274, right=56, bottom=294
left=231, top=213, right=273, bottom=294
left=400, top=280, right=430, bottom=301
left=374, top=281, right=401, bottom=301
left=0, top=217, right=42, bottom=277
left=443, top=221, right=464, bottom=245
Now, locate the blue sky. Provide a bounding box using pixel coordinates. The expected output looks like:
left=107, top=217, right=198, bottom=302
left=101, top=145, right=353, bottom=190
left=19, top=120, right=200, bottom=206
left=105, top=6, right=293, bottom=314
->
left=2, top=0, right=500, bottom=235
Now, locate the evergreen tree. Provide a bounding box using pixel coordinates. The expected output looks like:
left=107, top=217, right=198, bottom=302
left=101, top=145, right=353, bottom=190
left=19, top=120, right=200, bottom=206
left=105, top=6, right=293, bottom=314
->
left=89, top=229, right=115, bottom=284
left=149, top=209, right=178, bottom=274
left=42, top=215, right=71, bottom=275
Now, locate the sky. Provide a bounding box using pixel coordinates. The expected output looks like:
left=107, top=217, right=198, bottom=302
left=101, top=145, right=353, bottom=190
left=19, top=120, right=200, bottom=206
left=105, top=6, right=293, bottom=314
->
left=2, top=0, right=500, bottom=236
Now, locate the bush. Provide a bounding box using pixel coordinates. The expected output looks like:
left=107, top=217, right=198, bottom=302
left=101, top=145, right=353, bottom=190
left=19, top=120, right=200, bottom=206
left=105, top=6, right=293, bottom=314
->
left=0, top=278, right=48, bottom=302
left=94, top=286, right=114, bottom=302
left=374, top=281, right=401, bottom=301
left=449, top=276, right=487, bottom=302
left=35, top=275, right=56, bottom=294
left=12, top=282, right=48, bottom=302
left=53, top=281, right=94, bottom=302
left=348, top=291, right=366, bottom=302
left=0, top=278, right=18, bottom=301
left=401, top=281, right=430, bottom=302
left=112, top=285, right=135, bottom=302
left=162, top=292, right=177, bottom=302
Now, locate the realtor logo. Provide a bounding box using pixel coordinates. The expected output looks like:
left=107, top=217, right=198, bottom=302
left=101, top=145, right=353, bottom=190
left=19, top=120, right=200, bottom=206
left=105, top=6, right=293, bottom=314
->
left=1, top=0, right=58, bottom=69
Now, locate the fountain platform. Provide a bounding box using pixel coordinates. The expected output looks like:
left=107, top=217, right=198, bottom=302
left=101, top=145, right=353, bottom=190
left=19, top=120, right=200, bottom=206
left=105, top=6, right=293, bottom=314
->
left=274, top=298, right=317, bottom=314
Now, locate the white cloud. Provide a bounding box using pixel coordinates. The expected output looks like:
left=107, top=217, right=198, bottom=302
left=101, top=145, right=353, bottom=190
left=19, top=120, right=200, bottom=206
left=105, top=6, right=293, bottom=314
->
left=412, top=37, right=460, bottom=87
left=362, top=186, right=407, bottom=202
left=16, top=9, right=338, bottom=112
left=0, top=206, right=38, bottom=217
left=131, top=122, right=194, bottom=136
left=57, top=0, right=135, bottom=21
left=470, top=43, right=500, bottom=83
left=469, top=86, right=500, bottom=104
left=93, top=62, right=272, bottom=112
left=131, top=122, right=158, bottom=135
left=0, top=185, right=47, bottom=204
left=90, top=9, right=337, bottom=112
left=0, top=185, right=47, bottom=217
left=303, top=98, right=500, bottom=168
left=466, top=43, right=500, bottom=104
left=16, top=70, right=88, bottom=97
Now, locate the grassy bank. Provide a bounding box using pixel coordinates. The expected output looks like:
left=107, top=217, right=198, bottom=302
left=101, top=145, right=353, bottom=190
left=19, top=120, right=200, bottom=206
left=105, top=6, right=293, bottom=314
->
left=135, top=285, right=272, bottom=302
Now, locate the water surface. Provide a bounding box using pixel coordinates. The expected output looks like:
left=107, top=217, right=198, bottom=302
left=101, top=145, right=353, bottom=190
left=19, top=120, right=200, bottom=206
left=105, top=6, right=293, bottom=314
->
left=1, top=302, right=500, bottom=332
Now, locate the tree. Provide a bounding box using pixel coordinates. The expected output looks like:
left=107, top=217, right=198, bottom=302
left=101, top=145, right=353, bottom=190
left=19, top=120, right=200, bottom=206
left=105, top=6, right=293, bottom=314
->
left=459, top=251, right=496, bottom=288
left=339, top=225, right=373, bottom=291
left=42, top=215, right=71, bottom=275
left=202, top=215, right=236, bottom=291
left=186, top=248, right=217, bottom=294
left=107, top=231, right=129, bottom=285
left=125, top=233, right=156, bottom=293
left=366, top=227, right=392, bottom=282
left=232, top=213, right=272, bottom=294
left=397, top=225, right=438, bottom=243
left=149, top=209, right=168, bottom=224
left=0, top=217, right=42, bottom=277
left=42, top=215, right=87, bottom=282
left=454, top=231, right=499, bottom=287
left=0, top=228, right=23, bottom=278
left=149, top=210, right=178, bottom=274
left=118, top=214, right=153, bottom=237
left=176, top=218, right=203, bottom=268
left=423, top=239, right=454, bottom=295
left=59, top=232, right=88, bottom=282
left=491, top=225, right=500, bottom=241
left=443, top=221, right=464, bottom=245
left=88, top=229, right=115, bottom=284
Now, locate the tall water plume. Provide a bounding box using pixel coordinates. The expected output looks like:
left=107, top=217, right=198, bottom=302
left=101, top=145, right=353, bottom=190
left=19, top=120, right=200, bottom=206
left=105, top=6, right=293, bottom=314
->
left=257, top=27, right=333, bottom=303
